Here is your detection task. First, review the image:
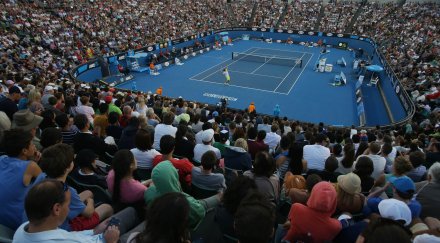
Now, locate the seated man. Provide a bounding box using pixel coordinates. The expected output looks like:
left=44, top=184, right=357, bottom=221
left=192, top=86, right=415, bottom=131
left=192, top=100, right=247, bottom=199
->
left=191, top=151, right=226, bottom=192
left=117, top=64, right=130, bottom=76
left=38, top=144, right=114, bottom=231
left=14, top=179, right=120, bottom=242
left=152, top=135, right=193, bottom=188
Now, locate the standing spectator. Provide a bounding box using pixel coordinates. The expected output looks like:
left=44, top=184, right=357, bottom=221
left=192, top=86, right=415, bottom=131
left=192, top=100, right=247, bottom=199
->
left=303, top=134, right=331, bottom=171
left=153, top=112, right=177, bottom=150
left=0, top=130, right=42, bottom=230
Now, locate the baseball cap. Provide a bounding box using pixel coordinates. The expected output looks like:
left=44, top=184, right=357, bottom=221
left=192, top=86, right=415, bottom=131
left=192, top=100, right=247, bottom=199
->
left=202, top=129, right=214, bottom=143
left=104, top=96, right=113, bottom=104
left=219, top=129, right=229, bottom=142
left=378, top=199, right=412, bottom=226
left=44, top=85, right=54, bottom=92
left=9, top=86, right=22, bottom=94
left=390, top=176, right=415, bottom=195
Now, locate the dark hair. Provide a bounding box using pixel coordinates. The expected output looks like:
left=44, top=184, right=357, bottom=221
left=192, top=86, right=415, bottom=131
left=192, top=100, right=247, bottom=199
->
left=257, top=130, right=266, bottom=141
left=159, top=135, right=175, bottom=154
left=222, top=176, right=257, bottom=214
left=315, top=133, right=328, bottom=143
left=306, top=174, right=322, bottom=192
left=271, top=124, right=278, bottom=133
left=48, top=96, right=57, bottom=106
left=253, top=151, right=275, bottom=177
left=341, top=143, right=355, bottom=168
left=355, top=142, right=369, bottom=159
left=75, top=149, right=97, bottom=169
left=280, top=136, right=291, bottom=150
left=247, top=126, right=257, bottom=140
left=352, top=134, right=360, bottom=143
left=232, top=127, right=245, bottom=142
left=40, top=127, right=62, bottom=149
left=234, top=191, right=275, bottom=243
left=382, top=143, right=393, bottom=155
left=99, top=103, right=109, bottom=114
left=354, top=156, right=374, bottom=178
left=175, top=124, right=188, bottom=141
left=39, top=144, right=75, bottom=178
left=134, top=192, right=190, bottom=243
left=111, top=150, right=135, bottom=203
left=332, top=143, right=342, bottom=156
left=163, top=112, right=175, bottom=125
left=108, top=112, right=120, bottom=124
left=288, top=142, right=304, bottom=175
left=360, top=217, right=412, bottom=243
left=73, top=114, right=89, bottom=130
left=135, top=129, right=152, bottom=151
left=25, top=179, right=67, bottom=224
left=369, top=142, right=381, bottom=154
left=3, top=129, right=34, bottom=157
left=201, top=150, right=217, bottom=170
left=393, top=156, right=413, bottom=176
left=325, top=155, right=339, bottom=172
left=55, top=113, right=69, bottom=128
left=409, top=151, right=426, bottom=168
left=39, top=110, right=56, bottom=131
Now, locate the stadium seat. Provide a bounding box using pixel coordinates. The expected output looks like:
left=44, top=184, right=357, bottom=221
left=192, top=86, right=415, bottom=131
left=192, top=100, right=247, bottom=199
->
left=0, top=224, right=14, bottom=243
left=190, top=183, right=218, bottom=200
left=66, top=176, right=112, bottom=206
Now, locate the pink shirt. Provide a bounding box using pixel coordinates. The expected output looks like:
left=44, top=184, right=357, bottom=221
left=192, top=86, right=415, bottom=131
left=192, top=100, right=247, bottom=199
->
left=106, top=170, right=147, bottom=204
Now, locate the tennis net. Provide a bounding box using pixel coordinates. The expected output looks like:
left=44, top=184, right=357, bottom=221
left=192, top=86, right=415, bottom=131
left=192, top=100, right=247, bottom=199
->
left=232, top=52, right=302, bottom=68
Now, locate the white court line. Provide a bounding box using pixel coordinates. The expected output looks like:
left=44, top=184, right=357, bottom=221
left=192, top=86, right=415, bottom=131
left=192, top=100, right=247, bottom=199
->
left=273, top=53, right=305, bottom=92
left=228, top=69, right=283, bottom=79
left=286, top=53, right=314, bottom=95
left=250, top=57, right=274, bottom=74
left=189, top=77, right=288, bottom=95
left=254, top=47, right=313, bottom=55
left=200, top=48, right=259, bottom=81
left=189, top=47, right=256, bottom=80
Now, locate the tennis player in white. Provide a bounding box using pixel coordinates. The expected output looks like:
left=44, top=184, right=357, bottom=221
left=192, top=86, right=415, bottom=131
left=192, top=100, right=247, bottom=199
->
left=223, top=67, right=230, bottom=85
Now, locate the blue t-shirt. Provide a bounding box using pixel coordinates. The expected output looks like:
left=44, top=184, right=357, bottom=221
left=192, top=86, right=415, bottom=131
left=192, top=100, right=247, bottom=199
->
left=60, top=186, right=86, bottom=231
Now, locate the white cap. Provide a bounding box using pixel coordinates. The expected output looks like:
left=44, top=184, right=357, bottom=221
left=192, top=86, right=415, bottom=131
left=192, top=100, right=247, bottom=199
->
left=201, top=129, right=214, bottom=143
left=44, top=86, right=54, bottom=92
left=378, top=199, right=412, bottom=226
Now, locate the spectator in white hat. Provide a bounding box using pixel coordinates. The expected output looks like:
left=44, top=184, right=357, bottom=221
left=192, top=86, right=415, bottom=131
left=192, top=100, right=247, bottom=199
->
left=193, top=128, right=221, bottom=162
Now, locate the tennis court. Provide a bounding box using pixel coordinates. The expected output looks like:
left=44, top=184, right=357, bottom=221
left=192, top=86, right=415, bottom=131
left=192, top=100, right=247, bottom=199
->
left=190, top=47, right=313, bottom=94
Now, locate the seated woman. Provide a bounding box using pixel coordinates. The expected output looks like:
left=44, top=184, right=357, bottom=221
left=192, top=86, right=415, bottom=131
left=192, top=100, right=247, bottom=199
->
left=127, top=192, right=191, bottom=243
left=243, top=151, right=280, bottom=205
left=335, top=172, right=365, bottom=215
left=130, top=129, right=161, bottom=180
left=106, top=150, right=149, bottom=208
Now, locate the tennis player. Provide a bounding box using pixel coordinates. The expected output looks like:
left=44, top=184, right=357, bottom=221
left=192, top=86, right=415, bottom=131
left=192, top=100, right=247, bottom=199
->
left=223, top=67, right=230, bottom=85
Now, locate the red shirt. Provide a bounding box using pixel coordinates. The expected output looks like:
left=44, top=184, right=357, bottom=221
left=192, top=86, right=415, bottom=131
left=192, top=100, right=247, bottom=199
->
left=152, top=155, right=193, bottom=185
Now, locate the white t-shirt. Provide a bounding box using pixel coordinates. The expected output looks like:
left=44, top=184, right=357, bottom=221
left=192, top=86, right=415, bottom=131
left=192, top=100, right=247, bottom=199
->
left=303, top=144, right=331, bottom=171
left=193, top=144, right=221, bottom=162
left=75, top=105, right=95, bottom=124
left=130, top=148, right=161, bottom=169
left=356, top=154, right=386, bottom=180
left=153, top=124, right=177, bottom=150
left=264, top=132, right=281, bottom=150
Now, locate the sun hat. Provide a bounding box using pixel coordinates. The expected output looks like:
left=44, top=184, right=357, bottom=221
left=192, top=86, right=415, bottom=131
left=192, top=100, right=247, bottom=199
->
left=12, top=109, right=43, bottom=131
left=337, top=172, right=361, bottom=195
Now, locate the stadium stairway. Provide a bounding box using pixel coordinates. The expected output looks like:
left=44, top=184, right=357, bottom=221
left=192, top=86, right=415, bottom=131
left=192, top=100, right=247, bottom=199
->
left=249, top=1, right=258, bottom=26
left=345, top=1, right=367, bottom=34
left=315, top=1, right=325, bottom=31
left=275, top=1, right=289, bottom=29
left=226, top=2, right=237, bottom=26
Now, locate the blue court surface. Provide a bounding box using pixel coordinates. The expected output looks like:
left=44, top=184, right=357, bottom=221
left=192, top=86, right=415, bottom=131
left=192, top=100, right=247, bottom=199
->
left=80, top=40, right=389, bottom=126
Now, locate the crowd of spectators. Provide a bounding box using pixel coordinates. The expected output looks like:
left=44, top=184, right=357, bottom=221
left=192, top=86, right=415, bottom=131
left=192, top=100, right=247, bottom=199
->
left=320, top=1, right=360, bottom=33
left=1, top=0, right=440, bottom=242
left=279, top=0, right=322, bottom=31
